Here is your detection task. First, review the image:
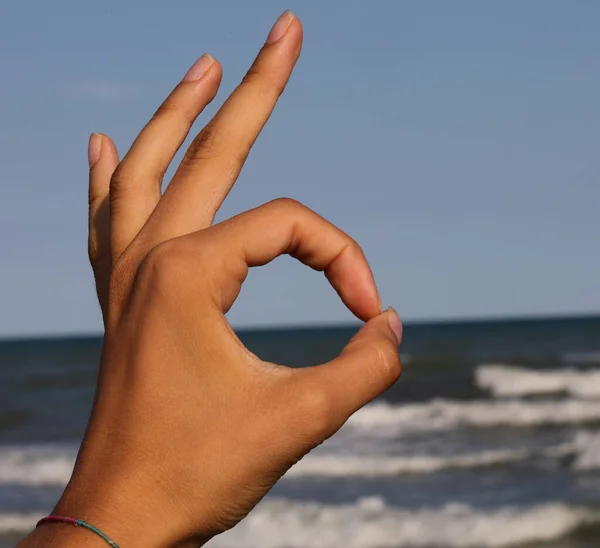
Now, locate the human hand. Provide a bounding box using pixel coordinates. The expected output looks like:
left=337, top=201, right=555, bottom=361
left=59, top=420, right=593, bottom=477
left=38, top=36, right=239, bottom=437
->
left=31, top=11, right=402, bottom=548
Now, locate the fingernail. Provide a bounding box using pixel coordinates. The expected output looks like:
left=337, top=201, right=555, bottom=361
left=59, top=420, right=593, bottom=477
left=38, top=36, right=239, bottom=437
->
left=183, top=53, right=214, bottom=82
left=386, top=307, right=403, bottom=346
left=88, top=133, right=102, bottom=168
left=266, top=10, right=294, bottom=44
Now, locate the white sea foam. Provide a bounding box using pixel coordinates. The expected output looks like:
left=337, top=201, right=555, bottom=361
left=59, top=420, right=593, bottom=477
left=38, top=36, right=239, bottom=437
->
left=211, top=498, right=597, bottom=547
left=0, top=445, right=76, bottom=486
left=0, top=513, right=43, bottom=534
left=476, top=364, right=600, bottom=398
left=4, top=398, right=600, bottom=486
left=572, top=431, right=600, bottom=471
left=346, top=399, right=600, bottom=433
left=0, top=444, right=540, bottom=484
left=286, top=449, right=534, bottom=477
left=0, top=431, right=586, bottom=487
left=2, top=500, right=595, bottom=546
left=2, top=444, right=534, bottom=485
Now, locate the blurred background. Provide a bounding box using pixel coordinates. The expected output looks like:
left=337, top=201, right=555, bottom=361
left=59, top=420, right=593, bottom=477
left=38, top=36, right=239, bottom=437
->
left=1, top=1, right=600, bottom=546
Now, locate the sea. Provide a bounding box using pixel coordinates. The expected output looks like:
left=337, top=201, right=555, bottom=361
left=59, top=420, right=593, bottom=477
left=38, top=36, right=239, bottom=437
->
left=1, top=315, right=600, bottom=548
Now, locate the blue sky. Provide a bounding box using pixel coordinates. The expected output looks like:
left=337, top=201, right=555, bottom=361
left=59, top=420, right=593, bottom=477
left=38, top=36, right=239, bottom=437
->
left=1, top=1, right=599, bottom=336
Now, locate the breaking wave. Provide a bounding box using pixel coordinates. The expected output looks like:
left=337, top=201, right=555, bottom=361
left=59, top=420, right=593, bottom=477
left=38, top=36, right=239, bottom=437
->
left=476, top=364, right=600, bottom=398
left=214, top=497, right=597, bottom=547
left=346, top=399, right=600, bottom=433
left=3, top=430, right=600, bottom=485
left=2, top=498, right=596, bottom=547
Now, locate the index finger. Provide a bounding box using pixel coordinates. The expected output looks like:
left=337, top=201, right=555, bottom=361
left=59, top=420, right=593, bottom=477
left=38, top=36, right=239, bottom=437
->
left=198, top=198, right=382, bottom=321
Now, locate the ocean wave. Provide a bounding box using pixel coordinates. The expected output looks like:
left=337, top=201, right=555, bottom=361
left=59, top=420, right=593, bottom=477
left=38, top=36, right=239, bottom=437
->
left=346, top=399, right=600, bottom=433
left=0, top=445, right=75, bottom=486
left=2, top=499, right=595, bottom=547
left=476, top=364, right=600, bottom=398
left=4, top=405, right=600, bottom=486
left=3, top=444, right=540, bottom=485
left=0, top=513, right=43, bottom=535
left=0, top=431, right=589, bottom=486
left=287, top=448, right=537, bottom=477
left=572, top=431, right=600, bottom=471
left=213, top=497, right=597, bottom=547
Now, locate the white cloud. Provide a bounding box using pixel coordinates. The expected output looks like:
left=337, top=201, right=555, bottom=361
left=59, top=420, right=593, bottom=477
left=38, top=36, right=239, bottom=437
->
left=66, top=80, right=139, bottom=101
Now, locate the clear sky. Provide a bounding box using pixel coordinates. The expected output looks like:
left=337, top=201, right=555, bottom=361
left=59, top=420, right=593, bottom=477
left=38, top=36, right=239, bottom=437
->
left=1, top=1, right=599, bottom=337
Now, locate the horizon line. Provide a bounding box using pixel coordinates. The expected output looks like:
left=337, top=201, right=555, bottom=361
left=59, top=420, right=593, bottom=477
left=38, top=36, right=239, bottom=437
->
left=1, top=310, right=599, bottom=343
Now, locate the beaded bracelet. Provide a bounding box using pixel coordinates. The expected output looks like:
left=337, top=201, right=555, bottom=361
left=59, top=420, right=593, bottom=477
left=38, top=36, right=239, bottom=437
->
left=36, top=516, right=120, bottom=548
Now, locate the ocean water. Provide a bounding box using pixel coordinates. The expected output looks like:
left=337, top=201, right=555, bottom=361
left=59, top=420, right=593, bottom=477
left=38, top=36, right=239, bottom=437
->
left=1, top=316, right=600, bottom=548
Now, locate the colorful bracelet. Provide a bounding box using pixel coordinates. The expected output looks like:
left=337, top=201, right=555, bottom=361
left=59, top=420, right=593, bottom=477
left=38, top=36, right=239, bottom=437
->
left=36, top=516, right=120, bottom=548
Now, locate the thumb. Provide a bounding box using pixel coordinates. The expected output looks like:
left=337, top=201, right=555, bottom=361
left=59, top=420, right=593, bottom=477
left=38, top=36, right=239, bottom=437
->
left=295, top=308, right=403, bottom=434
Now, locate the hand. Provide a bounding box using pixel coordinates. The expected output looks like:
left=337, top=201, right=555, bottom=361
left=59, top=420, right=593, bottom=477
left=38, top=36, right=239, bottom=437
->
left=23, top=11, right=402, bottom=548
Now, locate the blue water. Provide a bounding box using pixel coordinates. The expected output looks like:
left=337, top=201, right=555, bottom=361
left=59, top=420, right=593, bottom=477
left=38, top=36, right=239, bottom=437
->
left=2, top=315, right=600, bottom=547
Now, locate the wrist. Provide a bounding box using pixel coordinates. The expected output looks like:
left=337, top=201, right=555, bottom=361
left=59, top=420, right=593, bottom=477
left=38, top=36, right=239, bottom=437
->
left=52, top=467, right=213, bottom=548
left=18, top=521, right=110, bottom=548
left=53, top=353, right=218, bottom=548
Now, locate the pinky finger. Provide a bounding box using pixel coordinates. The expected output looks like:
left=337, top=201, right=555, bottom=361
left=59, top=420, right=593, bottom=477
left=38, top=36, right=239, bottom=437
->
left=88, top=133, right=119, bottom=321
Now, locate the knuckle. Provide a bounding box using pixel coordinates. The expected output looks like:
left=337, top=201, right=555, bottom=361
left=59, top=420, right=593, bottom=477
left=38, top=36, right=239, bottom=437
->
left=87, top=239, right=99, bottom=267
left=110, top=254, right=137, bottom=287
left=153, top=98, right=182, bottom=120
left=371, top=339, right=402, bottom=384
left=347, top=239, right=366, bottom=263
left=110, top=163, right=161, bottom=200
left=344, top=237, right=362, bottom=255
left=294, top=385, right=335, bottom=441
left=88, top=185, right=106, bottom=209
left=107, top=254, right=138, bottom=310
left=336, top=237, right=366, bottom=269
left=87, top=202, right=109, bottom=267
left=138, top=242, right=188, bottom=289
left=191, top=125, right=220, bottom=155
left=182, top=125, right=227, bottom=164
left=109, top=164, right=137, bottom=194
left=268, top=197, right=305, bottom=214
left=152, top=95, right=199, bottom=127
left=242, top=66, right=285, bottom=99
